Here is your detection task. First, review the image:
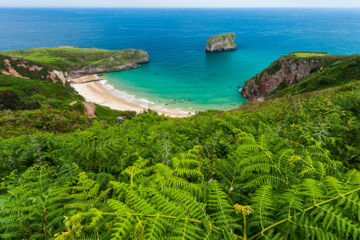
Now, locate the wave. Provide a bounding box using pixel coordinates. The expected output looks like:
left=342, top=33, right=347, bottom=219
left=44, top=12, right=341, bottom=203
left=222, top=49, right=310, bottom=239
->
left=99, top=76, right=196, bottom=115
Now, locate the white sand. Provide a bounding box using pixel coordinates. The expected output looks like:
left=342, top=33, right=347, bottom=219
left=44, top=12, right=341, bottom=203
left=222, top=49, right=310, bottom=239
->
left=70, top=75, right=194, bottom=118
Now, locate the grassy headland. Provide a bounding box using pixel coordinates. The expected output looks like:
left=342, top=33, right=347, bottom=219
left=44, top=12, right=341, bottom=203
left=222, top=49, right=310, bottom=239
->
left=292, top=52, right=329, bottom=58
left=1, top=47, right=149, bottom=72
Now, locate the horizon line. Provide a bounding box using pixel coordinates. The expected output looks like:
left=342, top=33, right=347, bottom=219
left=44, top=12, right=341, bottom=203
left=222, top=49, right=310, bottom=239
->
left=1, top=6, right=360, bottom=9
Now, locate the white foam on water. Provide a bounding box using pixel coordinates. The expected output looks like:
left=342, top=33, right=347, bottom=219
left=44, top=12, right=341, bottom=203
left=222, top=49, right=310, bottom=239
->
left=99, top=76, right=197, bottom=115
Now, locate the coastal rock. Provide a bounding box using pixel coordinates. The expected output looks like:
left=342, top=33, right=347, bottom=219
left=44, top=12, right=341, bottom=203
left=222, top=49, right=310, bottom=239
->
left=68, top=49, right=150, bottom=76
left=48, top=70, right=67, bottom=85
left=240, top=54, right=324, bottom=101
left=206, top=33, right=237, bottom=52
left=0, top=55, right=67, bottom=85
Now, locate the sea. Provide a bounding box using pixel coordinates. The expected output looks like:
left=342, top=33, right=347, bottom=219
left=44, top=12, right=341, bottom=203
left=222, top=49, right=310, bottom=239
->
left=1, top=8, right=360, bottom=112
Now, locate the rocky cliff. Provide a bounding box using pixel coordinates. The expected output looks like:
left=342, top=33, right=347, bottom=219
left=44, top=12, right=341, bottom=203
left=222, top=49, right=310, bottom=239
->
left=0, top=55, right=68, bottom=85
left=69, top=49, right=149, bottom=76
left=240, top=53, right=326, bottom=101
left=206, top=33, right=237, bottom=52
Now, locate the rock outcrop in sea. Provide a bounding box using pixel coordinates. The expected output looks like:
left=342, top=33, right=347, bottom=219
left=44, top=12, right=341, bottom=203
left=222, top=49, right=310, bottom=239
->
left=240, top=54, right=325, bottom=101
left=206, top=33, right=237, bottom=52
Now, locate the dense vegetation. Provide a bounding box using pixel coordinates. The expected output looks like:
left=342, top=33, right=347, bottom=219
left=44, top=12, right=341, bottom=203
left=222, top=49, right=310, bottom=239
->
left=1, top=56, right=359, bottom=240
left=0, top=72, right=134, bottom=138
left=0, top=74, right=78, bottom=105
left=1, top=47, right=149, bottom=71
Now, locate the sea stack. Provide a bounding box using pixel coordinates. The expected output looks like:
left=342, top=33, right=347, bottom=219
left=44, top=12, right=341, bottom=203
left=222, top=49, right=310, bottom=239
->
left=205, top=33, right=237, bottom=52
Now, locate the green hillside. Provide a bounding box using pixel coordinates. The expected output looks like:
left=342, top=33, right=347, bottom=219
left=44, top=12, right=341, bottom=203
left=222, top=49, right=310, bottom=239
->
left=0, top=74, right=134, bottom=137
left=1, top=47, right=149, bottom=71
left=0, top=50, right=360, bottom=239
left=0, top=47, right=149, bottom=137
left=0, top=54, right=60, bottom=80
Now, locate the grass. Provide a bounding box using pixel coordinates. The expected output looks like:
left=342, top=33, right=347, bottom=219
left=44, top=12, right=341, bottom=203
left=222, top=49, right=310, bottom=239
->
left=1, top=47, right=148, bottom=71
left=212, top=32, right=235, bottom=37
left=0, top=74, right=80, bottom=105
left=208, top=32, right=235, bottom=42
left=0, top=74, right=139, bottom=137
left=0, top=108, right=91, bottom=138
left=95, top=105, right=137, bottom=123
left=234, top=80, right=360, bottom=113
left=293, top=52, right=329, bottom=58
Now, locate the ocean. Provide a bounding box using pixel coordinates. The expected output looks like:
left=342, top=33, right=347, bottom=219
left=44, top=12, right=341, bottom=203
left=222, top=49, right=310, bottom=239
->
left=1, top=8, right=360, bottom=111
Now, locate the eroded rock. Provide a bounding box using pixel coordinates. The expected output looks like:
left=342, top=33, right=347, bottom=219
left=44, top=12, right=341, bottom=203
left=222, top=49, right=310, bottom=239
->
left=206, top=33, right=237, bottom=52
left=240, top=56, right=324, bottom=101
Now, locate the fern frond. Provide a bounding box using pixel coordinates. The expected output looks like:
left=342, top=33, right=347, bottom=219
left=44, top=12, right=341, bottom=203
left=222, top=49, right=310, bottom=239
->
left=207, top=181, right=239, bottom=237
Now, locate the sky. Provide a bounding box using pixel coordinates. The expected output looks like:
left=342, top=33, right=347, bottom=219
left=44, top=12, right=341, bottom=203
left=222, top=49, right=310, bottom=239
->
left=0, top=0, right=360, bottom=8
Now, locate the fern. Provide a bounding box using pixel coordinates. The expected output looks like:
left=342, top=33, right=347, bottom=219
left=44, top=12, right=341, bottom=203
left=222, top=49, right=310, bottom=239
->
left=1, top=82, right=360, bottom=239
left=207, top=180, right=240, bottom=239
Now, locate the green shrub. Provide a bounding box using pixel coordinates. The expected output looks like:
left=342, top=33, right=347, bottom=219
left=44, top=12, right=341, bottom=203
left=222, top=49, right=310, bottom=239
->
left=0, top=90, right=23, bottom=110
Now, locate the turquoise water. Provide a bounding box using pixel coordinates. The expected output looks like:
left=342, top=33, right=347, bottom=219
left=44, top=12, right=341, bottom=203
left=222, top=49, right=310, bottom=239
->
left=1, top=8, right=360, bottom=111
left=102, top=50, right=257, bottom=111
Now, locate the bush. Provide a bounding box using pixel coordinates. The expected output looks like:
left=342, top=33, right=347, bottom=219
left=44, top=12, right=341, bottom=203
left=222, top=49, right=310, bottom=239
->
left=0, top=90, right=23, bottom=110
left=23, top=102, right=41, bottom=110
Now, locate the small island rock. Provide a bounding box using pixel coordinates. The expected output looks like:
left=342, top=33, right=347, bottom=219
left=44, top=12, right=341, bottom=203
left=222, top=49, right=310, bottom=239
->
left=205, top=33, right=237, bottom=52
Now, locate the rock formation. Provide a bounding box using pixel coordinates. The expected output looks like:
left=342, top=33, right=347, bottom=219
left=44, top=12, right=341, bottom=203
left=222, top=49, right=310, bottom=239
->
left=206, top=33, right=237, bottom=52
left=0, top=55, right=68, bottom=85
left=69, top=49, right=150, bottom=76
left=240, top=55, right=324, bottom=101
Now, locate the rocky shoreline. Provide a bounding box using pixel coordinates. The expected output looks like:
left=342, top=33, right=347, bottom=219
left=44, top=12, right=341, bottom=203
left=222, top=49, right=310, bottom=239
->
left=69, top=55, right=149, bottom=77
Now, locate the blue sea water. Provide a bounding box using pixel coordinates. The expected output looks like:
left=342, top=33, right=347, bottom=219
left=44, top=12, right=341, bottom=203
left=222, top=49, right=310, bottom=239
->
left=1, top=8, right=360, bottom=111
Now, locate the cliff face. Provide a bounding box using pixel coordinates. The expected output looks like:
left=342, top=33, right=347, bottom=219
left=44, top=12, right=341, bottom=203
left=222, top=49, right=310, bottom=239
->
left=240, top=56, right=324, bottom=101
left=206, top=33, right=237, bottom=52
left=69, top=50, right=149, bottom=76
left=0, top=55, right=68, bottom=85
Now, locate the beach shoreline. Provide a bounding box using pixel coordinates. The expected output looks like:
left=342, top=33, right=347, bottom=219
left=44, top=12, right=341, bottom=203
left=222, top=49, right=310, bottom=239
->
left=70, top=74, right=195, bottom=118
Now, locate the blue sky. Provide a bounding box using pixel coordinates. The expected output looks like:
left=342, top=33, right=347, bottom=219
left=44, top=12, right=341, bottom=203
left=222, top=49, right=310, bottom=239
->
left=1, top=0, right=360, bottom=8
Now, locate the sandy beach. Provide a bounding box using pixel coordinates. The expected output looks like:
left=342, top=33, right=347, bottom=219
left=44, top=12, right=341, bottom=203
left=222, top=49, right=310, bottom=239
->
left=70, top=75, right=194, bottom=118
